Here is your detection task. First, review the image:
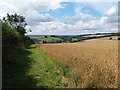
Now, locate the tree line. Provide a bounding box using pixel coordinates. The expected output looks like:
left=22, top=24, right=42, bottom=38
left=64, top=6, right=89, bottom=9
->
left=1, top=13, right=34, bottom=62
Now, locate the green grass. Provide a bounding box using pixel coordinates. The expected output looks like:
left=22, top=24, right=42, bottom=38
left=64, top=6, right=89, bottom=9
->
left=3, top=45, right=74, bottom=88
left=33, top=37, right=63, bottom=43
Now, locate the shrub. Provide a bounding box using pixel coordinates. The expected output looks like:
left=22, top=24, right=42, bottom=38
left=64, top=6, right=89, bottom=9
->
left=2, top=13, right=33, bottom=61
left=109, top=37, right=112, bottom=40
left=50, top=35, right=57, bottom=37
left=23, top=36, right=35, bottom=47
left=2, top=22, right=21, bottom=48
left=43, top=41, right=47, bottom=43
left=118, top=37, right=120, bottom=40
left=2, top=22, right=21, bottom=61
left=45, top=36, right=48, bottom=38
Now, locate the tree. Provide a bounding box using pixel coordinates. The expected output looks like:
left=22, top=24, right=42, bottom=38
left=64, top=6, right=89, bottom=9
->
left=50, top=35, right=57, bottom=37
left=118, top=37, right=120, bottom=40
left=29, top=29, right=32, bottom=32
left=2, top=13, right=34, bottom=72
left=59, top=40, right=62, bottom=43
left=3, top=13, right=27, bottom=36
left=45, top=36, right=48, bottom=38
left=2, top=22, right=21, bottom=47
left=43, top=41, right=47, bottom=43
left=23, top=36, right=35, bottom=46
left=2, top=13, right=34, bottom=49
left=109, top=37, right=112, bottom=40
left=2, top=22, right=21, bottom=61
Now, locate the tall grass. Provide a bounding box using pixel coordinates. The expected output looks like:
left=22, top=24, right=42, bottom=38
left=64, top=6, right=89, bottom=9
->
left=3, top=45, right=76, bottom=88
left=36, top=40, right=118, bottom=88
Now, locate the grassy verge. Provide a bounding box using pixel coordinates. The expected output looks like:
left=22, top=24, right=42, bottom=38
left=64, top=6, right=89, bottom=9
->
left=3, top=45, right=75, bottom=88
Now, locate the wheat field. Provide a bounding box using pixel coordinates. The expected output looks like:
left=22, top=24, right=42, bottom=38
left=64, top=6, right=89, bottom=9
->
left=35, top=39, right=119, bottom=88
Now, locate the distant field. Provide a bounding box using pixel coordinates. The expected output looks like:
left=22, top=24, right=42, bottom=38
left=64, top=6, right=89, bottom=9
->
left=31, top=34, right=120, bottom=44
left=32, top=36, right=63, bottom=44
left=35, top=40, right=118, bottom=88
left=30, top=36, right=44, bottom=39
left=82, top=34, right=111, bottom=37
left=99, top=36, right=119, bottom=40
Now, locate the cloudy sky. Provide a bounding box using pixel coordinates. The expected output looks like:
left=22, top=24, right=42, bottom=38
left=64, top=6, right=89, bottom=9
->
left=0, top=0, right=119, bottom=35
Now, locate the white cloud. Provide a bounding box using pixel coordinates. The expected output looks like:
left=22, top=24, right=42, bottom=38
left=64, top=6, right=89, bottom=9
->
left=25, top=11, right=54, bottom=25
left=0, top=1, right=64, bottom=25
left=74, top=2, right=118, bottom=15
left=26, top=22, right=75, bottom=35
left=0, top=1, right=119, bottom=35
left=64, top=13, right=97, bottom=25
left=102, top=6, right=118, bottom=23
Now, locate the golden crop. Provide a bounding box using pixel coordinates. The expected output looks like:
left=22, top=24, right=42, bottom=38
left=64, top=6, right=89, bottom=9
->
left=36, top=39, right=119, bottom=88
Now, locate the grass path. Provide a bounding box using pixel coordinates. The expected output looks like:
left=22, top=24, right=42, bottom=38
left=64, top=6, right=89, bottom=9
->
left=3, top=45, right=75, bottom=88
left=27, top=45, right=73, bottom=88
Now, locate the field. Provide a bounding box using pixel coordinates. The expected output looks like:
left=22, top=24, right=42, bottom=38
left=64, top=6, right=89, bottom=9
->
left=82, top=34, right=111, bottom=37
left=30, top=33, right=120, bottom=44
left=30, top=36, right=44, bottom=39
left=35, top=39, right=119, bottom=88
left=100, top=36, right=119, bottom=40
left=31, top=36, right=63, bottom=44
left=3, top=45, right=75, bottom=88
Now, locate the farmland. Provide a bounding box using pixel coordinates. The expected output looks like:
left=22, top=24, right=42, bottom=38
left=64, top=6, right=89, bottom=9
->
left=3, top=45, right=75, bottom=88
left=35, top=39, right=119, bottom=88
left=2, top=2, right=120, bottom=88
left=31, top=36, right=63, bottom=44
left=30, top=33, right=120, bottom=44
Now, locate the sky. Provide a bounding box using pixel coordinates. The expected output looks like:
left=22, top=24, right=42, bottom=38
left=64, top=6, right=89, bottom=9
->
left=0, top=0, right=119, bottom=35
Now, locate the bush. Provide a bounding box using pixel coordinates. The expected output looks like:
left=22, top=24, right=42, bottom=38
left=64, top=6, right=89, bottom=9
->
left=43, top=41, right=47, bottom=43
left=56, top=40, right=62, bottom=43
left=118, top=37, right=120, bottom=40
left=2, top=22, right=21, bottom=61
left=50, top=35, right=57, bottom=37
left=2, top=13, right=33, bottom=61
left=23, top=36, right=35, bottom=47
left=45, top=36, right=48, bottom=38
left=109, top=37, right=112, bottom=40
left=2, top=22, right=21, bottom=48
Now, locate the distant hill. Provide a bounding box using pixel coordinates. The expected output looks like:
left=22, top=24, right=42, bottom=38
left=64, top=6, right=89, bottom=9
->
left=29, top=32, right=120, bottom=44
left=26, top=32, right=120, bottom=37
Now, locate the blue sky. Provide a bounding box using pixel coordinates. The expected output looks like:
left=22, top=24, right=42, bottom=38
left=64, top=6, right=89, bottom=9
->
left=0, top=1, right=118, bottom=35
left=35, top=2, right=118, bottom=35
left=39, top=2, right=76, bottom=21
left=39, top=2, right=117, bottom=21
